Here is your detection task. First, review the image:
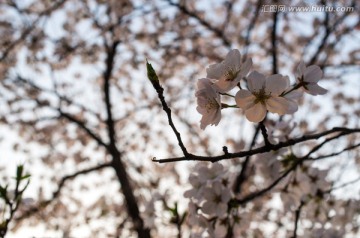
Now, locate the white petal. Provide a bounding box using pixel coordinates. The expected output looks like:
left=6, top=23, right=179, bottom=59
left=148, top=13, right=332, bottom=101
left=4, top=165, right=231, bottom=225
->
left=304, top=65, right=323, bottom=82
left=248, top=71, right=265, bottom=92
left=245, top=103, right=266, bottom=122
left=306, top=83, right=328, bottom=95
left=265, top=74, right=289, bottom=95
left=266, top=97, right=291, bottom=115
left=223, top=49, right=241, bottom=71
left=235, top=90, right=255, bottom=109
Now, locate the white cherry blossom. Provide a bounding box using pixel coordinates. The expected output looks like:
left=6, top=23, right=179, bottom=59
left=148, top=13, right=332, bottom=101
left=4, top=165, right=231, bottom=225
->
left=201, top=181, right=231, bottom=217
left=184, top=174, right=205, bottom=200
left=296, top=60, right=327, bottom=95
left=197, top=163, right=225, bottom=183
left=206, top=49, right=252, bottom=93
left=195, top=78, right=222, bottom=129
left=235, top=71, right=295, bottom=123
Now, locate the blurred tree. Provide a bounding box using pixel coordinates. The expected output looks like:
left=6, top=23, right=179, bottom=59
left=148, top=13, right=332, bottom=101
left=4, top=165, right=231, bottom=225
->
left=0, top=0, right=359, bottom=237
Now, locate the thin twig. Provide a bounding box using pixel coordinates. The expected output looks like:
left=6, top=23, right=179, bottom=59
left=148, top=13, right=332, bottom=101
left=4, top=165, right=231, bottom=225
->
left=243, top=0, right=263, bottom=58
left=165, top=0, right=231, bottom=47
left=147, top=62, right=189, bottom=157
left=15, top=162, right=111, bottom=222
left=292, top=201, right=305, bottom=238
left=260, top=121, right=271, bottom=147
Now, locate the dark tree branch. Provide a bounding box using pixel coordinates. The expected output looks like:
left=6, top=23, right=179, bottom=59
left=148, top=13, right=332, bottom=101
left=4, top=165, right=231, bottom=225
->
left=308, top=0, right=355, bottom=65
left=103, top=41, right=150, bottom=238
left=313, top=142, right=360, bottom=161
left=166, top=0, right=231, bottom=47
left=233, top=124, right=261, bottom=193
left=324, top=176, right=360, bottom=194
left=233, top=130, right=360, bottom=206
left=243, top=0, right=263, bottom=57
left=58, top=110, right=109, bottom=149
left=235, top=159, right=297, bottom=205
left=0, top=0, right=68, bottom=61
left=221, top=0, right=234, bottom=32
left=14, top=75, right=100, bottom=119
left=260, top=121, right=271, bottom=147
left=15, top=162, right=111, bottom=222
left=152, top=127, right=360, bottom=163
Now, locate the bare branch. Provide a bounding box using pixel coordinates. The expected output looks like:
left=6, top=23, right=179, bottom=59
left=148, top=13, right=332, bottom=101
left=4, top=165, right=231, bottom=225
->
left=165, top=0, right=231, bottom=47
left=15, top=162, right=111, bottom=222
left=0, top=0, right=68, bottom=61
left=233, top=124, right=261, bottom=193
left=103, top=40, right=150, bottom=238
left=153, top=127, right=360, bottom=163
left=58, top=110, right=109, bottom=149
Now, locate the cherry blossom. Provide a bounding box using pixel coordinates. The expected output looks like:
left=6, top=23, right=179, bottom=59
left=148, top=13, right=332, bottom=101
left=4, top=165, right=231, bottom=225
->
left=184, top=174, right=205, bottom=201
left=197, top=163, right=226, bottom=183
left=201, top=181, right=231, bottom=217
left=235, top=71, right=296, bottom=122
left=206, top=49, right=252, bottom=93
left=296, top=60, right=327, bottom=95
left=195, top=78, right=222, bottom=129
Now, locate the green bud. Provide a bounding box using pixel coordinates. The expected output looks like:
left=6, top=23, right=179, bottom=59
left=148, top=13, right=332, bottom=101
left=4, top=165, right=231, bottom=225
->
left=146, top=60, right=161, bottom=90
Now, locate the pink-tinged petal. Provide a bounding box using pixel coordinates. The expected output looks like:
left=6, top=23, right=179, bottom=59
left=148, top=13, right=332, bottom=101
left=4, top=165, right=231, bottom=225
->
left=196, top=78, right=222, bottom=130
left=285, top=90, right=302, bottom=100
left=214, top=79, right=237, bottom=93
left=266, top=97, right=291, bottom=115
left=203, top=187, right=215, bottom=200
left=201, top=201, right=215, bottom=215
left=221, top=189, right=231, bottom=203
left=235, top=90, right=255, bottom=109
left=245, top=103, right=266, bottom=122
left=223, top=49, right=241, bottom=71
left=206, top=63, right=227, bottom=79
left=199, top=113, right=212, bottom=129
left=215, top=203, right=228, bottom=217
left=306, top=83, right=328, bottom=95
left=287, top=100, right=298, bottom=114
left=239, top=57, right=252, bottom=77
left=213, top=109, right=222, bottom=125
left=265, top=74, right=289, bottom=95
left=213, top=182, right=222, bottom=194
left=197, top=78, right=213, bottom=90
left=248, top=71, right=265, bottom=92
left=304, top=65, right=323, bottom=82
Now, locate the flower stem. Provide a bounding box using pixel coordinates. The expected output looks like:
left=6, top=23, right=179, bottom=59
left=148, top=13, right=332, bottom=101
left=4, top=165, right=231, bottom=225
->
left=221, top=103, right=238, bottom=109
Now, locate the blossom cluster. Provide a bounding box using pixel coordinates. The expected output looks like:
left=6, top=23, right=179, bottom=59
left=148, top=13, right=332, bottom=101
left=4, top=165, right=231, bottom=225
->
left=196, top=49, right=327, bottom=129
left=184, top=163, right=250, bottom=237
